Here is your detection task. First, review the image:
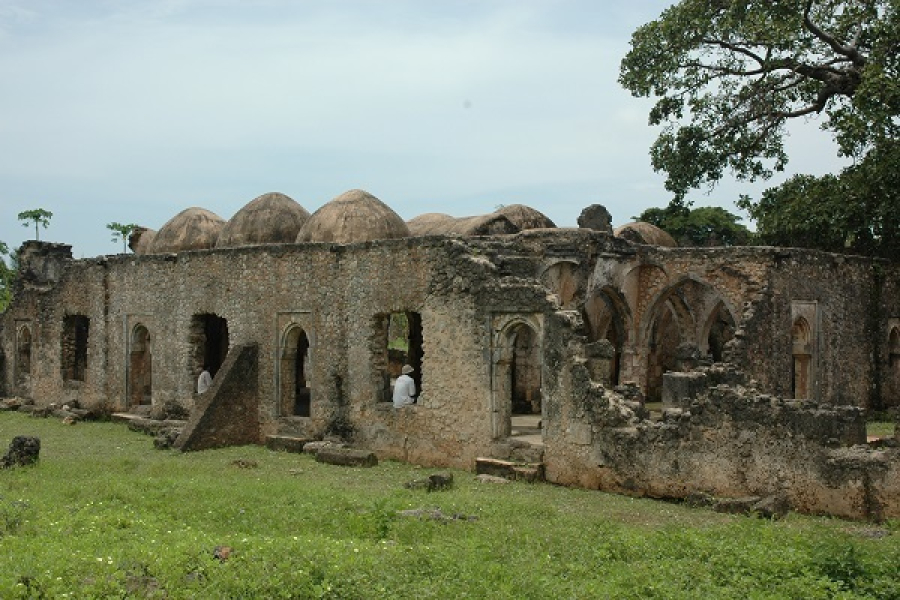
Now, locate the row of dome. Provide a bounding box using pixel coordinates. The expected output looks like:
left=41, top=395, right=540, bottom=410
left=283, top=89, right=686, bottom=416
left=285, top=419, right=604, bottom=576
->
left=130, top=189, right=674, bottom=254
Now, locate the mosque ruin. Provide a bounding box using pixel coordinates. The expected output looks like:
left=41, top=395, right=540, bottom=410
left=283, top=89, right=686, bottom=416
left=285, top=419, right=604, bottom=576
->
left=1, top=189, right=899, bottom=520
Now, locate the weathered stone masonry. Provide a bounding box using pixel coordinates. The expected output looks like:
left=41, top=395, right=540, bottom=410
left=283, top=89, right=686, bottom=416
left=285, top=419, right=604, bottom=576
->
left=2, top=227, right=899, bottom=520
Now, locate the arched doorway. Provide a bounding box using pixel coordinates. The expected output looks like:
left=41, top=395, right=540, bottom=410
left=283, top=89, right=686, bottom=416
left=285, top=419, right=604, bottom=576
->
left=583, top=289, right=629, bottom=386
left=129, top=325, right=152, bottom=406
left=647, top=303, right=682, bottom=402
left=792, top=317, right=812, bottom=399
left=280, top=326, right=311, bottom=417
left=491, top=317, right=542, bottom=439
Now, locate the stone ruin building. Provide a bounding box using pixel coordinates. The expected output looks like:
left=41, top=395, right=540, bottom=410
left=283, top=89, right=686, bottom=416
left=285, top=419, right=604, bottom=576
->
left=1, top=189, right=899, bottom=520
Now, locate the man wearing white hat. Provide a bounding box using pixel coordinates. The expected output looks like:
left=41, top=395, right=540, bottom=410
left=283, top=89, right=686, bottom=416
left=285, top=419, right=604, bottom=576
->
left=392, top=364, right=417, bottom=408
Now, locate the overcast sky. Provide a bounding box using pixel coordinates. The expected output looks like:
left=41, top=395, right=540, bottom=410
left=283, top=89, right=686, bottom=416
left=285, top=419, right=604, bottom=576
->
left=0, top=0, right=847, bottom=259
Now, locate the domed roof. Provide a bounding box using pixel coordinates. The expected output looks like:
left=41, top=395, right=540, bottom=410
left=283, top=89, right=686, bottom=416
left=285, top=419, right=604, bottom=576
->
left=614, top=222, right=678, bottom=247
left=495, top=204, right=556, bottom=230
left=216, top=192, right=310, bottom=248
left=296, top=189, right=410, bottom=243
left=407, top=213, right=458, bottom=236
left=148, top=207, right=226, bottom=253
left=128, top=227, right=157, bottom=255
left=407, top=212, right=519, bottom=237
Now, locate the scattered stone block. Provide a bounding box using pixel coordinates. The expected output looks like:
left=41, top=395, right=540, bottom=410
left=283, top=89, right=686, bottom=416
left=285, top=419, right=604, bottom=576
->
left=476, top=474, right=511, bottom=484
left=266, top=435, right=313, bottom=454
left=315, top=447, right=378, bottom=468
left=475, top=457, right=544, bottom=481
left=1, top=436, right=41, bottom=468
left=303, top=440, right=346, bottom=456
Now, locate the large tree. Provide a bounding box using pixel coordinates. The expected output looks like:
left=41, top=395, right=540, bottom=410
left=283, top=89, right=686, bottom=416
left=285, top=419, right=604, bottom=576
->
left=620, top=0, right=899, bottom=203
left=635, top=205, right=752, bottom=247
left=738, top=138, right=900, bottom=256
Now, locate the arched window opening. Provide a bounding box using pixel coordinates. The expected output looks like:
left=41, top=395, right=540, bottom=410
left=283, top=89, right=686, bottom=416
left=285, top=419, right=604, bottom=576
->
left=280, top=327, right=311, bottom=417
left=792, top=317, right=812, bottom=399
left=130, top=325, right=152, bottom=406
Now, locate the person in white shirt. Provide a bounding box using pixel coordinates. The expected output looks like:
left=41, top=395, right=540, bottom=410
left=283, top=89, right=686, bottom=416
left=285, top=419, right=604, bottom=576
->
left=392, top=364, right=417, bottom=408
left=197, top=366, right=213, bottom=394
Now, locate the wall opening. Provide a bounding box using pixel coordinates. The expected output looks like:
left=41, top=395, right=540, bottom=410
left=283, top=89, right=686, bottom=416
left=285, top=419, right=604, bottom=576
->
left=792, top=317, right=812, bottom=399
left=491, top=318, right=543, bottom=440
left=511, top=324, right=542, bottom=415
left=129, top=325, right=152, bottom=406
left=190, top=313, right=229, bottom=380
left=61, top=315, right=89, bottom=382
left=647, top=305, right=681, bottom=402
left=706, top=302, right=736, bottom=363
left=280, top=326, right=311, bottom=417
left=376, top=311, right=423, bottom=402
left=583, top=290, right=627, bottom=386
left=888, top=326, right=900, bottom=407
left=16, top=324, right=32, bottom=388
left=542, top=261, right=581, bottom=310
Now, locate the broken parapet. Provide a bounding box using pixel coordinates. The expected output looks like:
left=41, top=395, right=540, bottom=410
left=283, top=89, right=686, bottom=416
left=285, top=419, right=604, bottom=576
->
left=175, top=344, right=260, bottom=451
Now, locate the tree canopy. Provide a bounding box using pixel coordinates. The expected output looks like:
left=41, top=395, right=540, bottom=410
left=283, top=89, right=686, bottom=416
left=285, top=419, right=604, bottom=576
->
left=18, top=208, right=53, bottom=241
left=738, top=138, right=900, bottom=257
left=107, top=222, right=139, bottom=253
left=635, top=205, right=752, bottom=247
left=620, top=0, right=899, bottom=203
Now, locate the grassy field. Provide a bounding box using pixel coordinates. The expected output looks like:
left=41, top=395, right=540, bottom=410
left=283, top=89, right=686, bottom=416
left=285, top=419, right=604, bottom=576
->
left=1, top=412, right=898, bottom=599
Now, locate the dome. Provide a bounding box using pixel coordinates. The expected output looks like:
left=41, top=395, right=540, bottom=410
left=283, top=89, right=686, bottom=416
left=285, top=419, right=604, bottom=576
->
left=128, top=227, right=157, bottom=255
left=216, top=192, right=310, bottom=248
left=407, top=212, right=518, bottom=237
left=495, top=204, right=556, bottom=230
left=452, top=214, right=519, bottom=236
left=614, top=222, right=678, bottom=247
left=296, top=189, right=410, bottom=243
left=148, top=207, right=226, bottom=253
left=407, top=213, right=457, bottom=236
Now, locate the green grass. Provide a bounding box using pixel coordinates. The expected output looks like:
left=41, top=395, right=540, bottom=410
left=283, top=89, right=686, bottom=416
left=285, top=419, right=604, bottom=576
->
left=867, top=421, right=896, bottom=439
left=1, top=412, right=899, bottom=599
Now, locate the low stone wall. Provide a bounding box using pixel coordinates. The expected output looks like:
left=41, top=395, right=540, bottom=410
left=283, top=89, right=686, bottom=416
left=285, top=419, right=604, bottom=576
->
left=546, top=360, right=898, bottom=520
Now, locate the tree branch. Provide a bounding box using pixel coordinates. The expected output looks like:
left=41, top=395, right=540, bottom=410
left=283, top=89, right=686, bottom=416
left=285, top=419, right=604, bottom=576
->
left=803, top=0, right=867, bottom=66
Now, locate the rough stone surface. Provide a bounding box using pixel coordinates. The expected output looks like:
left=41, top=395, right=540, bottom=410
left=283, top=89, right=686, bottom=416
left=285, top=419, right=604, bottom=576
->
left=4, top=225, right=900, bottom=520
left=576, top=204, right=613, bottom=233
left=315, top=447, right=378, bottom=467
left=1, top=436, right=40, bottom=468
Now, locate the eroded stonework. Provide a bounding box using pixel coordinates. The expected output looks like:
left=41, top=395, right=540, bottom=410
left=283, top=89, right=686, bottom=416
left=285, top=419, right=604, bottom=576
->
left=2, top=226, right=899, bottom=519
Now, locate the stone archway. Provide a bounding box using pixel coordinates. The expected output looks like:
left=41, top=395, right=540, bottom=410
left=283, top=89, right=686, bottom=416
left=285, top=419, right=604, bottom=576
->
left=129, top=324, right=152, bottom=407
left=280, top=325, right=311, bottom=417
left=583, top=288, right=631, bottom=387
left=491, top=316, right=542, bottom=439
